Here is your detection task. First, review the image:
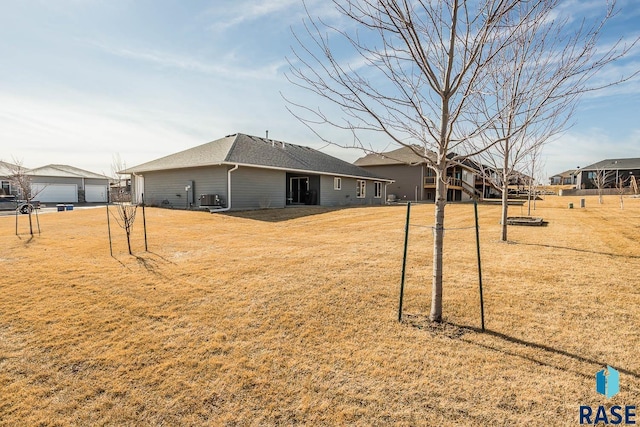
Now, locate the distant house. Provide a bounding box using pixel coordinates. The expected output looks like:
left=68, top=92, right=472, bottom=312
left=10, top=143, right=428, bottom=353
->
left=124, top=133, right=393, bottom=211
left=27, top=165, right=110, bottom=203
left=575, top=158, right=640, bottom=190
left=353, top=146, right=500, bottom=202
left=0, top=161, right=17, bottom=195
left=549, top=169, right=578, bottom=186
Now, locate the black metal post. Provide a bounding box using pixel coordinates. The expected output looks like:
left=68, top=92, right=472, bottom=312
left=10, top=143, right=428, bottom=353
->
left=398, top=202, right=411, bottom=322
left=106, top=203, right=113, bottom=257
left=474, top=200, right=485, bottom=331
left=142, top=193, right=148, bottom=251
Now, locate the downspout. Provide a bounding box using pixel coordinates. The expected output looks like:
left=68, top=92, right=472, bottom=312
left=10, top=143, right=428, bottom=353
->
left=384, top=181, right=394, bottom=205
left=210, top=164, right=239, bottom=213
left=132, top=172, right=142, bottom=204
left=421, top=165, right=424, bottom=201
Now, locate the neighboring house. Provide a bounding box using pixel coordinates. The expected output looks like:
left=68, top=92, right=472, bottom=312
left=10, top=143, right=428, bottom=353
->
left=27, top=165, right=110, bottom=203
left=496, top=169, right=532, bottom=188
left=575, top=158, right=640, bottom=190
left=110, top=178, right=132, bottom=202
left=124, top=133, right=393, bottom=210
left=549, top=169, right=578, bottom=186
left=0, top=161, right=17, bottom=195
left=353, top=146, right=499, bottom=202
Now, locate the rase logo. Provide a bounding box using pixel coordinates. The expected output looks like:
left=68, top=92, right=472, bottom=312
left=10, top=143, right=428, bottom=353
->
left=579, top=366, right=636, bottom=425
left=597, top=366, right=621, bottom=399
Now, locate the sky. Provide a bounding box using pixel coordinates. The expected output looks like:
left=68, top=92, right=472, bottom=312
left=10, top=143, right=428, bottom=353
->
left=1, top=0, right=639, bottom=180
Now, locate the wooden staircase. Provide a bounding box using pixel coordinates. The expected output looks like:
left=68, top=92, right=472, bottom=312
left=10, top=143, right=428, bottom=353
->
left=460, top=179, right=483, bottom=200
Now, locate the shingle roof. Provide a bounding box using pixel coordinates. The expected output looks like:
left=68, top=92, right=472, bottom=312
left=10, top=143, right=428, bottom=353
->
left=354, top=145, right=489, bottom=174
left=0, top=161, right=19, bottom=177
left=550, top=169, right=578, bottom=178
left=124, top=135, right=237, bottom=173
left=27, top=164, right=110, bottom=180
left=580, top=158, right=640, bottom=171
left=126, top=133, right=391, bottom=181
left=354, top=145, right=433, bottom=166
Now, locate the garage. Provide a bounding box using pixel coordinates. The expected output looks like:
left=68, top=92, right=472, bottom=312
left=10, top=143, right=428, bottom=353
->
left=85, top=184, right=108, bottom=203
left=32, top=183, right=78, bottom=203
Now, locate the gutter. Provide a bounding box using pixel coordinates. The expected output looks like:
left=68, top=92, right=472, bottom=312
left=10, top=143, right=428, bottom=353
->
left=209, top=164, right=239, bottom=213
left=220, top=161, right=393, bottom=183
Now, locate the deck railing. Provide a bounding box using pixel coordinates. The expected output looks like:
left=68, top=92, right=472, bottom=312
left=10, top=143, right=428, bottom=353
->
left=424, top=176, right=462, bottom=188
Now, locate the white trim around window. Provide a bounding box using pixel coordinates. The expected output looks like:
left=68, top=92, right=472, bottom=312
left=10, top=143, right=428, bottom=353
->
left=334, top=177, right=342, bottom=190
left=356, top=180, right=366, bottom=198
left=374, top=181, right=382, bottom=198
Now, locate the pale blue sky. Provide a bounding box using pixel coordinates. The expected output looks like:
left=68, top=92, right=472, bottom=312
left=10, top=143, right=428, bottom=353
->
left=1, top=0, right=639, bottom=179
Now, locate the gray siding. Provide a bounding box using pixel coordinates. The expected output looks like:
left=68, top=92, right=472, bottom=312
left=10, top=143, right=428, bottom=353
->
left=141, top=166, right=228, bottom=208
left=30, top=176, right=83, bottom=187
left=231, top=167, right=286, bottom=210
left=359, top=164, right=424, bottom=201
left=85, top=178, right=109, bottom=187
left=319, top=175, right=385, bottom=206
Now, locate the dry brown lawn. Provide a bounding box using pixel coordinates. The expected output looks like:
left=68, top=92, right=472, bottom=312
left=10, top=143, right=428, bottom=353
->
left=1, top=195, right=639, bottom=426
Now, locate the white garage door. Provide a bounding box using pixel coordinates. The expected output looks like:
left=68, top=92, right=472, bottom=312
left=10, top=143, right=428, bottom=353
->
left=85, top=184, right=108, bottom=202
left=32, top=183, right=78, bottom=203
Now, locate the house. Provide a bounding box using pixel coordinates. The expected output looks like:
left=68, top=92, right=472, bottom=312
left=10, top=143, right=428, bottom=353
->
left=549, top=169, right=578, bottom=186
left=124, top=133, right=393, bottom=210
left=353, top=146, right=499, bottom=202
left=575, top=158, right=640, bottom=190
left=0, top=161, right=17, bottom=195
left=27, top=165, right=111, bottom=203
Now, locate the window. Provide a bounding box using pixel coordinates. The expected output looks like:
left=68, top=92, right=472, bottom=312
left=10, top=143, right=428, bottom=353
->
left=1, top=181, right=10, bottom=195
left=356, top=180, right=366, bottom=198
left=334, top=177, right=342, bottom=190
left=374, top=182, right=382, bottom=198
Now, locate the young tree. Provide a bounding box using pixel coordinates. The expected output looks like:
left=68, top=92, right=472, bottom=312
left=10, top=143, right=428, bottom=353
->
left=615, top=176, right=628, bottom=209
left=591, top=167, right=613, bottom=204
left=527, top=144, right=546, bottom=214
left=7, top=160, right=44, bottom=236
left=286, top=0, right=636, bottom=322
left=110, top=155, right=137, bottom=255
left=475, top=0, right=635, bottom=241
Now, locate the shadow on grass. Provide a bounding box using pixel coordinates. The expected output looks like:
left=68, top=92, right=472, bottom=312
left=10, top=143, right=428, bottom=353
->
left=462, top=326, right=640, bottom=381
left=134, top=253, right=174, bottom=279
left=513, top=241, right=640, bottom=260
left=222, top=206, right=346, bottom=223
left=404, top=316, right=640, bottom=382
left=110, top=251, right=173, bottom=276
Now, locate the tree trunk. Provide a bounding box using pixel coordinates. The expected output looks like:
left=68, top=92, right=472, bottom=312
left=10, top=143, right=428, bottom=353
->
left=28, top=210, right=33, bottom=236
left=430, top=168, right=446, bottom=322
left=126, top=229, right=132, bottom=255
left=500, top=182, right=509, bottom=242
left=500, top=144, right=510, bottom=242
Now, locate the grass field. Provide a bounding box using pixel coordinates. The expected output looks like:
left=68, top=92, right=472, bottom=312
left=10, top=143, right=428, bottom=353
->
left=1, top=195, right=639, bottom=425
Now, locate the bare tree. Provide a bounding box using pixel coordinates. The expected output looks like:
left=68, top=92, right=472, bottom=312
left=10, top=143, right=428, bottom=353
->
left=630, top=174, right=639, bottom=195
left=286, top=0, right=636, bottom=322
left=110, top=155, right=137, bottom=255
left=6, top=159, right=44, bottom=236
left=616, top=176, right=628, bottom=209
left=591, top=167, right=613, bottom=204
left=475, top=0, right=636, bottom=241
